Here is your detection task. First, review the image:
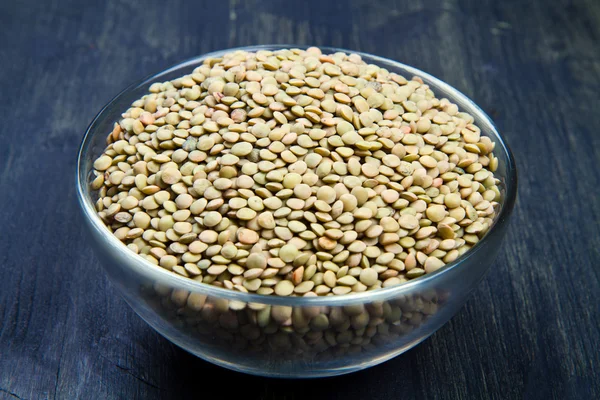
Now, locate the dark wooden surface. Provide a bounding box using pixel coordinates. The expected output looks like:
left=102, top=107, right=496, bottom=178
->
left=1, top=0, right=598, bottom=398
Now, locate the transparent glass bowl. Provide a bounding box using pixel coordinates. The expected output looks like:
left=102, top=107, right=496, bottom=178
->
left=76, top=45, right=517, bottom=378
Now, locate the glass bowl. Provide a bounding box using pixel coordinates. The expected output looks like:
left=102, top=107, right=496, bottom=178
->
left=76, top=45, right=517, bottom=378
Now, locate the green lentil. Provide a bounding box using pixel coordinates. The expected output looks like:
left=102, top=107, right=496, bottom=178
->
left=92, top=47, right=501, bottom=297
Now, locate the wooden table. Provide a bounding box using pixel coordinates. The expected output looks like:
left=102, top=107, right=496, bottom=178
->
left=1, top=0, right=598, bottom=398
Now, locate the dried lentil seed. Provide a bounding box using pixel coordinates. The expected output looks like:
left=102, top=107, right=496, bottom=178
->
left=92, top=47, right=501, bottom=296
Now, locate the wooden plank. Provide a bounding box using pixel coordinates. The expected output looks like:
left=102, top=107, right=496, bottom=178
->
left=0, top=0, right=598, bottom=398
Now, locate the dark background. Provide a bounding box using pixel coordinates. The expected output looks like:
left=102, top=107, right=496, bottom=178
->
left=0, top=0, right=598, bottom=399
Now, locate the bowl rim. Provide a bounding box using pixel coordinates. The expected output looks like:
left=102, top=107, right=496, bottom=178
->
left=76, top=44, right=517, bottom=306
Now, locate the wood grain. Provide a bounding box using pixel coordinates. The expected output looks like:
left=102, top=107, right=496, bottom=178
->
left=0, top=0, right=598, bottom=398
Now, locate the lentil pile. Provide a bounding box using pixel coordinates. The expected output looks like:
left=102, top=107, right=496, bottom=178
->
left=92, top=47, right=501, bottom=297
